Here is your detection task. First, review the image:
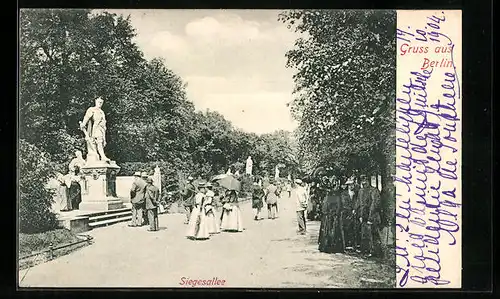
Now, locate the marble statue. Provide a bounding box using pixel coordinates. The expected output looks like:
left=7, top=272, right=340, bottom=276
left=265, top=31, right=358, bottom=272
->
left=226, top=168, right=232, bottom=175
left=79, top=97, right=110, bottom=163
left=68, top=150, right=86, bottom=173
left=245, top=156, right=253, bottom=175
left=153, top=165, right=162, bottom=196
left=275, top=165, right=280, bottom=179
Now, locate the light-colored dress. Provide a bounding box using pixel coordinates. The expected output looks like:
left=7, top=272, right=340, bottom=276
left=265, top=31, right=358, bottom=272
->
left=54, top=179, right=71, bottom=212
left=220, top=197, right=244, bottom=232
left=204, top=191, right=221, bottom=234
left=186, top=193, right=210, bottom=240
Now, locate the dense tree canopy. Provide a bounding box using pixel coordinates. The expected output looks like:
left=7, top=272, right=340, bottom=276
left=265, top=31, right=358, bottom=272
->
left=279, top=9, right=396, bottom=187
left=19, top=9, right=300, bottom=186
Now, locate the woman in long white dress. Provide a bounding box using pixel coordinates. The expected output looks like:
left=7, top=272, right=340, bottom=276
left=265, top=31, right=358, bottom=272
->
left=186, top=182, right=210, bottom=240
left=50, top=173, right=72, bottom=212
left=220, top=190, right=244, bottom=232
left=204, top=183, right=221, bottom=234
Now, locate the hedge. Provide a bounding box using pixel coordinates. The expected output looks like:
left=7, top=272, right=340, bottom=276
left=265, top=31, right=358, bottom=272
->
left=19, top=139, right=58, bottom=234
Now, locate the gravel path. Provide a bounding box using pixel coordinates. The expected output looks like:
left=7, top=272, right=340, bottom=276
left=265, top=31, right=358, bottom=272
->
left=19, top=193, right=393, bottom=288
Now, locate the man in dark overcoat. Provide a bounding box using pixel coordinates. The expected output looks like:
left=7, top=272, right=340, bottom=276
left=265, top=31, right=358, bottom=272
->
left=356, top=175, right=382, bottom=257
left=182, top=176, right=196, bottom=224
left=129, top=172, right=147, bottom=227
left=340, top=178, right=357, bottom=250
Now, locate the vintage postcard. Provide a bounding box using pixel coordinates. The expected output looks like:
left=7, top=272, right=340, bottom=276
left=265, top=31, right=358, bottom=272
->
left=17, top=9, right=461, bottom=288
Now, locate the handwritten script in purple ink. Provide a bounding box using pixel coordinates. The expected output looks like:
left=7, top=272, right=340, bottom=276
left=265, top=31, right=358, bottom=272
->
left=395, top=11, right=461, bottom=287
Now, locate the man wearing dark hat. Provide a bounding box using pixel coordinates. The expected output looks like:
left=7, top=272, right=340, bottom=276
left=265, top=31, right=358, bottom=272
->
left=129, top=171, right=146, bottom=227
left=144, top=177, right=160, bottom=231
left=182, top=176, right=196, bottom=224
left=356, top=175, right=382, bottom=257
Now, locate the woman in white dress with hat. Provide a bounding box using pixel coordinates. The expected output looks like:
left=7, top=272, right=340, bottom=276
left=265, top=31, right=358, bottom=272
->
left=204, top=183, right=221, bottom=234
left=220, top=190, right=244, bottom=232
left=186, top=182, right=210, bottom=240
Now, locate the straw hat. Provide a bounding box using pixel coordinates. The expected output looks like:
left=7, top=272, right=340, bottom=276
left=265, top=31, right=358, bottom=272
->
left=133, top=172, right=141, bottom=177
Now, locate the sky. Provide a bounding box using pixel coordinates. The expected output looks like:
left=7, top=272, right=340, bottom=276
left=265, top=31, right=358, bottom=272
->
left=97, top=9, right=301, bottom=135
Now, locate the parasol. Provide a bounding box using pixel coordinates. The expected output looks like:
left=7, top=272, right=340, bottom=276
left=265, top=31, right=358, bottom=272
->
left=311, top=166, right=327, bottom=179
left=214, top=175, right=241, bottom=191
left=211, top=174, right=229, bottom=181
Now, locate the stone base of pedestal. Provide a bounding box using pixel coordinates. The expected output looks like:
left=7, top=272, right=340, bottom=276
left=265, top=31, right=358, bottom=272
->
left=79, top=198, right=125, bottom=211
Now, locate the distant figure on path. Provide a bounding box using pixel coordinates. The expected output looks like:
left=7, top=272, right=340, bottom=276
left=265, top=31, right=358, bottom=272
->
left=264, top=178, right=279, bottom=220
left=145, top=177, right=160, bottom=231
left=204, top=183, right=221, bottom=234
left=251, top=182, right=265, bottom=220
left=220, top=190, right=244, bottom=232
left=182, top=176, right=196, bottom=224
left=286, top=180, right=292, bottom=198
left=294, top=179, right=309, bottom=235
left=186, top=182, right=210, bottom=240
left=129, top=172, right=146, bottom=227
left=318, top=176, right=345, bottom=254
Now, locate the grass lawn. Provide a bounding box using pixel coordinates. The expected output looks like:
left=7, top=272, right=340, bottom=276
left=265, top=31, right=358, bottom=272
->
left=19, top=228, right=81, bottom=257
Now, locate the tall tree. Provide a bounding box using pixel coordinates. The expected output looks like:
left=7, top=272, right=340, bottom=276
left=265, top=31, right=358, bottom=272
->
left=279, top=9, right=396, bottom=189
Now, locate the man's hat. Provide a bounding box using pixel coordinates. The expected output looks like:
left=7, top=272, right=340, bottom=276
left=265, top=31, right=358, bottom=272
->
left=294, top=179, right=303, bottom=184
left=360, top=174, right=368, bottom=180
left=188, top=176, right=194, bottom=180
left=198, top=182, right=206, bottom=187
left=141, top=172, right=148, bottom=177
left=345, top=178, right=355, bottom=184
left=205, top=182, right=213, bottom=188
left=133, top=172, right=141, bottom=177
left=146, top=177, right=154, bottom=183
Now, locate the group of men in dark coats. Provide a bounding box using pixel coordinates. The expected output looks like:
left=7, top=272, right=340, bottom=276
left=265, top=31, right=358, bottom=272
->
left=318, top=174, right=384, bottom=258
left=129, top=171, right=160, bottom=231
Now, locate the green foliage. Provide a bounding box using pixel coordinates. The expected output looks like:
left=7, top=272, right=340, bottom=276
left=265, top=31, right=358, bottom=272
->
left=19, top=139, right=58, bottom=234
left=279, top=9, right=396, bottom=185
left=19, top=9, right=302, bottom=212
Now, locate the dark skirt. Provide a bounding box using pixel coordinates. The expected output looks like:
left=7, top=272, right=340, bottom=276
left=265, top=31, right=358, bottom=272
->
left=307, top=200, right=321, bottom=221
left=318, top=213, right=345, bottom=253
left=252, top=198, right=263, bottom=209
left=68, top=182, right=82, bottom=210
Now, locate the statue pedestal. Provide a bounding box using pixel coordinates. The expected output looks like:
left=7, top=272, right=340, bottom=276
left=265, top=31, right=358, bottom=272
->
left=79, top=161, right=124, bottom=211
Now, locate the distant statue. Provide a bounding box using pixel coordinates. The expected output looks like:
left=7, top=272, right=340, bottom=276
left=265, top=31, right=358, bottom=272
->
left=245, top=156, right=253, bottom=175
left=226, top=168, right=232, bottom=175
left=275, top=165, right=280, bottom=179
left=235, top=170, right=240, bottom=177
left=79, top=97, right=110, bottom=163
left=153, top=165, right=162, bottom=196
